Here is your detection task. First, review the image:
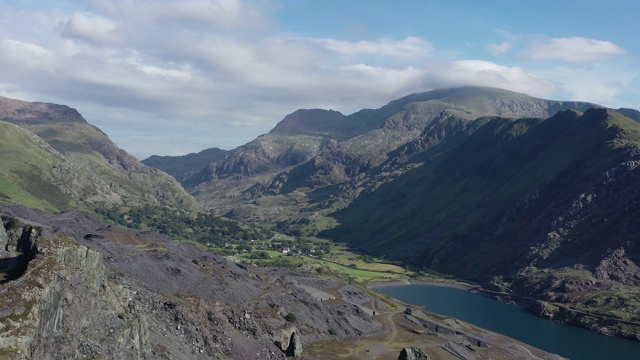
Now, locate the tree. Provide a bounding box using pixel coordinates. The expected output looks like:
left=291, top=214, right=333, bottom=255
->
left=284, top=313, right=296, bottom=322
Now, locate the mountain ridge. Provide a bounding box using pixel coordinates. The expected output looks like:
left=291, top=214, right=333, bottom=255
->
left=149, top=87, right=610, bottom=224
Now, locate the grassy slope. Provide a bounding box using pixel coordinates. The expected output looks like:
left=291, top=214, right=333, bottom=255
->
left=33, top=122, right=193, bottom=208
left=237, top=248, right=409, bottom=284
left=0, top=121, right=71, bottom=211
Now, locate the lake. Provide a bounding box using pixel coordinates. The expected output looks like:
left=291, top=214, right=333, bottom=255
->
left=375, top=284, right=640, bottom=360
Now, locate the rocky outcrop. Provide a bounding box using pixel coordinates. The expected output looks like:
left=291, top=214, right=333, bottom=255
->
left=398, top=347, right=430, bottom=360
left=287, top=330, right=302, bottom=357
left=0, top=217, right=42, bottom=285
left=0, top=229, right=114, bottom=358
left=278, top=327, right=303, bottom=358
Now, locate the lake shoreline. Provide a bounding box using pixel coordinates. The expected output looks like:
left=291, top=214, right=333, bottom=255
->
left=368, top=278, right=478, bottom=291
left=370, top=277, right=640, bottom=346
left=374, top=282, right=640, bottom=359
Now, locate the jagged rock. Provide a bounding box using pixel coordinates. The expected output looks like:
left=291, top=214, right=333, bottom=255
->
left=286, top=329, right=303, bottom=358
left=398, top=347, right=430, bottom=360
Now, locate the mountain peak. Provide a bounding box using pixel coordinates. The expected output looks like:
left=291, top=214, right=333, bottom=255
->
left=0, top=96, right=86, bottom=125
left=269, top=108, right=347, bottom=137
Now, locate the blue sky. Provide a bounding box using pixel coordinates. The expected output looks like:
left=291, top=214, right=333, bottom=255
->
left=0, top=0, right=638, bottom=158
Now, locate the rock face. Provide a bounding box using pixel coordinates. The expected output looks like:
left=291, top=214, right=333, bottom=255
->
left=398, top=347, right=430, bottom=360
left=285, top=328, right=302, bottom=357
left=0, top=224, right=116, bottom=358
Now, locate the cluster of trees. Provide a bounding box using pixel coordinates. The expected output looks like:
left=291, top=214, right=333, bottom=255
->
left=94, top=204, right=273, bottom=246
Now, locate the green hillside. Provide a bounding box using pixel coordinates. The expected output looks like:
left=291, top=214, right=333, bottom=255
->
left=0, top=97, right=194, bottom=212
left=0, top=121, right=71, bottom=211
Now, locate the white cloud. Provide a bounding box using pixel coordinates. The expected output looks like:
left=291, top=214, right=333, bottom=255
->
left=524, top=37, right=626, bottom=63
left=533, top=63, right=637, bottom=107
left=0, top=39, right=55, bottom=69
left=0, top=1, right=636, bottom=158
left=487, top=41, right=512, bottom=56
left=126, top=55, right=193, bottom=79
left=88, top=0, right=272, bottom=30
left=427, top=60, right=556, bottom=97
left=58, top=11, right=120, bottom=45
left=317, top=36, right=434, bottom=62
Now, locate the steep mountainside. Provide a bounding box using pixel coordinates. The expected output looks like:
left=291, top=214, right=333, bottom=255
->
left=0, top=97, right=194, bottom=212
left=328, top=108, right=640, bottom=337
left=328, top=108, right=640, bottom=268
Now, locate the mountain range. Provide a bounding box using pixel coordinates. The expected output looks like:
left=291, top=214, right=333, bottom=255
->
left=2, top=86, right=640, bottom=358
left=144, top=86, right=640, bottom=338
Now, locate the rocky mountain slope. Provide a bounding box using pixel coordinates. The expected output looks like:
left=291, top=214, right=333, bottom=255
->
left=0, top=205, right=383, bottom=359
left=146, top=87, right=605, bottom=229
left=0, top=97, right=194, bottom=212
left=328, top=107, right=640, bottom=338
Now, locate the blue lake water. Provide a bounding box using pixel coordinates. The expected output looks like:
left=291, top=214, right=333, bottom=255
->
left=375, top=284, right=640, bottom=360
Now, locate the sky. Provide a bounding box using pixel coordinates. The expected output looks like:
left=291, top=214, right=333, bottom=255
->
left=1, top=0, right=639, bottom=159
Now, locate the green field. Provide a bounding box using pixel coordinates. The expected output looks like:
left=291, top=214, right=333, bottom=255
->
left=237, top=246, right=410, bottom=284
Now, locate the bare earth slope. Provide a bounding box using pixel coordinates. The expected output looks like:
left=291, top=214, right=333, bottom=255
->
left=0, top=205, right=382, bottom=359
